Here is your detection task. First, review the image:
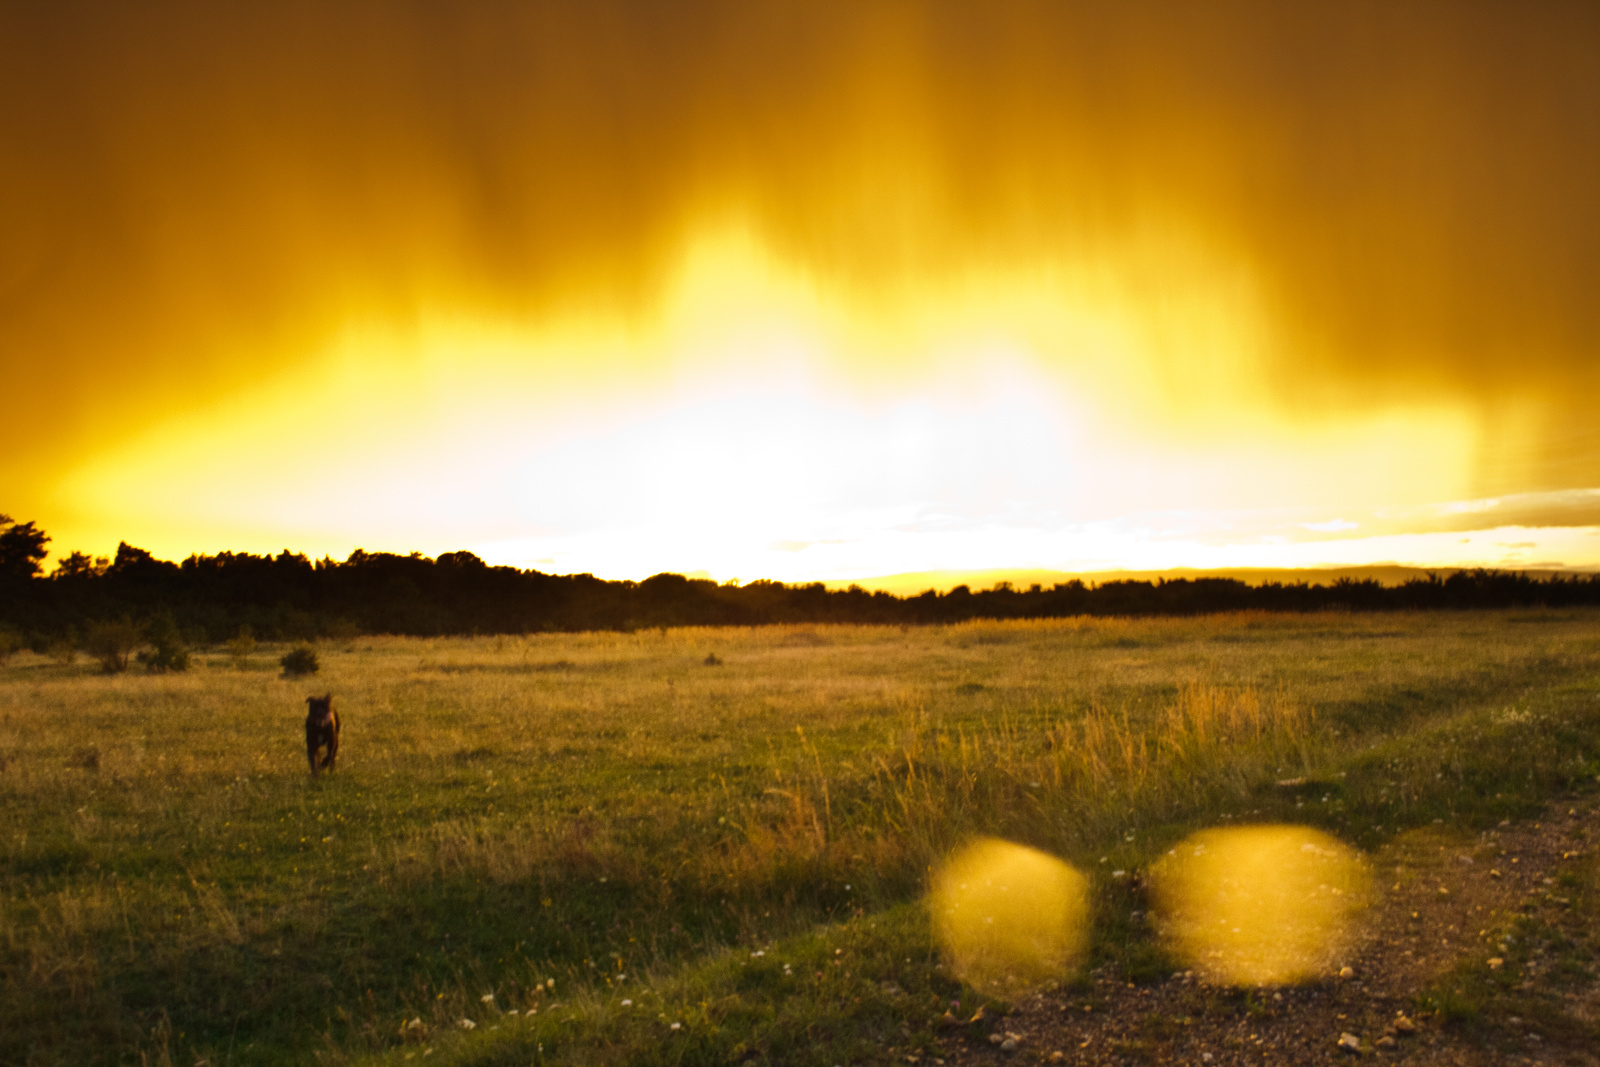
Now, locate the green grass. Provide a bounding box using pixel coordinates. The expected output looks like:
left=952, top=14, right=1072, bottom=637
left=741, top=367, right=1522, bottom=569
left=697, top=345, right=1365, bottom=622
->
left=1415, top=843, right=1600, bottom=1051
left=2, top=610, right=1599, bottom=1064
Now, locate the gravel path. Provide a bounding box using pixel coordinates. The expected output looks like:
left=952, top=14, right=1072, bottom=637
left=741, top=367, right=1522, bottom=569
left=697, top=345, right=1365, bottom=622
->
left=936, top=803, right=1600, bottom=1065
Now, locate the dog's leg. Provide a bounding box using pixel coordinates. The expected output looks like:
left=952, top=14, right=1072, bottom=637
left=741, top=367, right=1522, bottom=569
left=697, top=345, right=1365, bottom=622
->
left=307, top=724, right=320, bottom=776
left=325, top=715, right=339, bottom=772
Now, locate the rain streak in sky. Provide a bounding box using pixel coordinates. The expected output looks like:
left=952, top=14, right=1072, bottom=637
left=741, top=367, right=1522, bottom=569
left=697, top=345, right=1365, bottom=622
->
left=4, top=2, right=1600, bottom=582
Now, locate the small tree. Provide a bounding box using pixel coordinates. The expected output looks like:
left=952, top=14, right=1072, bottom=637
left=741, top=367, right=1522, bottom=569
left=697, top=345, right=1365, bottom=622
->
left=280, top=646, right=320, bottom=677
left=137, top=612, right=189, bottom=673
left=84, top=619, right=141, bottom=674
left=51, top=550, right=108, bottom=579
left=0, top=515, right=49, bottom=580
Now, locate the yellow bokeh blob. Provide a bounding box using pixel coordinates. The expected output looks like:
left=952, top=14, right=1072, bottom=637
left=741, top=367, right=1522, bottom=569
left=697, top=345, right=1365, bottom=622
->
left=929, top=838, right=1089, bottom=996
left=1150, top=824, right=1370, bottom=986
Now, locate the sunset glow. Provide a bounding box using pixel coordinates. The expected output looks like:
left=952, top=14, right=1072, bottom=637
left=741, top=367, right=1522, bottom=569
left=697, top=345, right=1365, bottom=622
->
left=6, top=4, right=1599, bottom=582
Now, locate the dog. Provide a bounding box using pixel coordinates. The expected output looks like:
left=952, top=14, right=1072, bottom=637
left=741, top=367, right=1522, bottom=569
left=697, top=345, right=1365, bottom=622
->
left=305, top=693, right=340, bottom=776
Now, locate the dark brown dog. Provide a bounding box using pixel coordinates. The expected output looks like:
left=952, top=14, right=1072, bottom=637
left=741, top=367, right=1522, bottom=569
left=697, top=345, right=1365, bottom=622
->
left=305, top=693, right=340, bottom=776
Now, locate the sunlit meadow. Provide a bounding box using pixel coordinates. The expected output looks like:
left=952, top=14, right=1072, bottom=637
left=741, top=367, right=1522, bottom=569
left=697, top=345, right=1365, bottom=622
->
left=3, top=610, right=1599, bottom=1065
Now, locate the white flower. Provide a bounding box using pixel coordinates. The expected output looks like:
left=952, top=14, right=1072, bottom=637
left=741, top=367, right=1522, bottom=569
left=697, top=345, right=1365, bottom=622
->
left=670, top=1022, right=682, bottom=1030
left=457, top=1018, right=476, bottom=1030
left=621, top=999, right=633, bottom=1006
left=480, top=993, right=495, bottom=1004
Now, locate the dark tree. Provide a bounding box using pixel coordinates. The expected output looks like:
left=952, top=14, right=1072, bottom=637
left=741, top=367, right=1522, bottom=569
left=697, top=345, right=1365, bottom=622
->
left=0, top=515, right=49, bottom=580
left=51, top=551, right=108, bottom=579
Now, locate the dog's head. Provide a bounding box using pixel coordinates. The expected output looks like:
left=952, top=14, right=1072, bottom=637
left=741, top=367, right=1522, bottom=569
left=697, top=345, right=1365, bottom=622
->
left=306, top=693, right=334, bottom=723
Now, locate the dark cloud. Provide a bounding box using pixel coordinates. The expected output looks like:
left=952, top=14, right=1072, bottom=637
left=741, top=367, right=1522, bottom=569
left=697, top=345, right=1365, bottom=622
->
left=4, top=1, right=1599, bottom=506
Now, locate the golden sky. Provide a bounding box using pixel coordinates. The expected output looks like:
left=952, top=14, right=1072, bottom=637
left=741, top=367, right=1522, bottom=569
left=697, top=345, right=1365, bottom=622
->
left=5, top=2, right=1600, bottom=582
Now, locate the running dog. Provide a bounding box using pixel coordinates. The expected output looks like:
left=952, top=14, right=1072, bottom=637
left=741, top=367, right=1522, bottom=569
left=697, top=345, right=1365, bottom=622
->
left=305, top=693, right=340, bottom=776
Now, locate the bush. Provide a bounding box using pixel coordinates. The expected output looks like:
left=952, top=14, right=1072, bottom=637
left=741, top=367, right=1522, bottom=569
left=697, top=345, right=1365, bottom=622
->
left=227, top=625, right=257, bottom=670
left=136, top=613, right=189, bottom=672
left=48, top=629, right=78, bottom=666
left=0, top=627, right=21, bottom=666
left=280, top=646, right=320, bottom=677
left=83, top=619, right=141, bottom=674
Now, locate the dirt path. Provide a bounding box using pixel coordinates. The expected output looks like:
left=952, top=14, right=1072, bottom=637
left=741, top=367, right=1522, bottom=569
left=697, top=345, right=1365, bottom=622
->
left=939, top=803, right=1600, bottom=1065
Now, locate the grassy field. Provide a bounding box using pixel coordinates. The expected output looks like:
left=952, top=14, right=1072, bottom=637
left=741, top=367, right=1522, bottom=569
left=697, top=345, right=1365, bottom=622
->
left=2, top=610, right=1599, bottom=1065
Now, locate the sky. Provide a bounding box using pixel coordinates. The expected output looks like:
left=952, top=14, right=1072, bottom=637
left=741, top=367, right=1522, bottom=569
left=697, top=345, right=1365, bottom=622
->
left=4, top=1, right=1600, bottom=584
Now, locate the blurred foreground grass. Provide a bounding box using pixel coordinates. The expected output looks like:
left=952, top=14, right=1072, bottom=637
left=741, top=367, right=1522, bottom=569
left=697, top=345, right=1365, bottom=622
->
left=2, top=610, right=1598, bottom=1064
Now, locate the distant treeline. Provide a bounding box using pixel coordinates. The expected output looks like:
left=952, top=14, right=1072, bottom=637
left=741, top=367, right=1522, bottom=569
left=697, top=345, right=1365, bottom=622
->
left=3, top=521, right=1600, bottom=648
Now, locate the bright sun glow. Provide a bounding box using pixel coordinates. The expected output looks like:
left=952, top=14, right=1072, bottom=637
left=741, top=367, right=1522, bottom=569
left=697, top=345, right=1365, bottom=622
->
left=10, top=6, right=1600, bottom=582
left=50, top=223, right=1587, bottom=580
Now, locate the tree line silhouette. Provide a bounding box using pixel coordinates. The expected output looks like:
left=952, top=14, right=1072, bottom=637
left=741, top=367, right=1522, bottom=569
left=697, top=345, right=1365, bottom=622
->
left=3, top=513, right=1599, bottom=652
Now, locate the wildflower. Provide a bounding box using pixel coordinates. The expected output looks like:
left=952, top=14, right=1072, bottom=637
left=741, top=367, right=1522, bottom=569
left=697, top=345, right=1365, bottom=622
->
left=480, top=993, right=495, bottom=1004
left=670, top=1022, right=682, bottom=1030
left=621, top=999, right=633, bottom=1006
left=458, top=1018, right=476, bottom=1029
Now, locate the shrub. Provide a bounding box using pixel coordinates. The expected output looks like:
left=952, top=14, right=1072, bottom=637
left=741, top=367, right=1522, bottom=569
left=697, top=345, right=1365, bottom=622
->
left=0, top=627, right=21, bottom=666
left=136, top=613, right=189, bottom=673
left=83, top=619, right=141, bottom=674
left=47, top=634, right=77, bottom=666
left=280, top=646, right=320, bottom=677
left=227, top=625, right=257, bottom=669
